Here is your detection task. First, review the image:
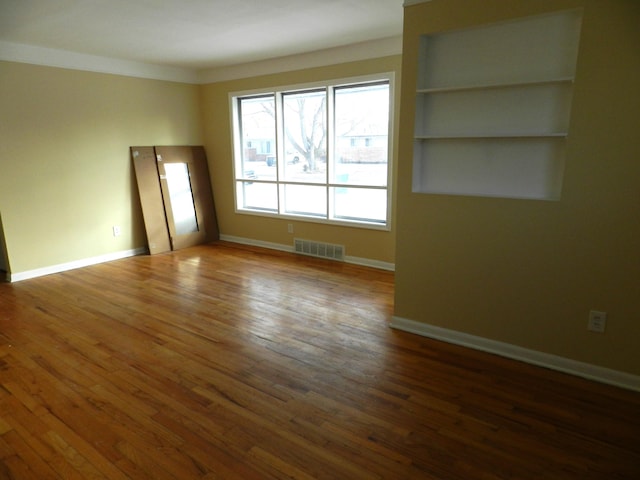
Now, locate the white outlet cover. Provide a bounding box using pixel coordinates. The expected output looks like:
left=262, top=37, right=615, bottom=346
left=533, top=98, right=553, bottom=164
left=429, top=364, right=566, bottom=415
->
left=588, top=310, right=607, bottom=333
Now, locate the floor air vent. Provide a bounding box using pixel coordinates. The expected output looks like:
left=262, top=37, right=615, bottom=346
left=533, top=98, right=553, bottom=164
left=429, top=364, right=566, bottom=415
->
left=294, top=238, right=345, bottom=261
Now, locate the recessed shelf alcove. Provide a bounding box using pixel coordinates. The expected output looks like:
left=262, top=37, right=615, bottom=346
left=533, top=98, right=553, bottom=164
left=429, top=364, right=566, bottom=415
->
left=412, top=10, right=582, bottom=200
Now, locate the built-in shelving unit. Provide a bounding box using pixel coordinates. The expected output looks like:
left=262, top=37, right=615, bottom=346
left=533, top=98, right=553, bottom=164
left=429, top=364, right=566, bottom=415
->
left=412, top=10, right=582, bottom=200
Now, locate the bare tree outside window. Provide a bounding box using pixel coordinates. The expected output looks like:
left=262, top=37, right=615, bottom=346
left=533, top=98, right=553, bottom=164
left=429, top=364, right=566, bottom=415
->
left=283, top=91, right=326, bottom=176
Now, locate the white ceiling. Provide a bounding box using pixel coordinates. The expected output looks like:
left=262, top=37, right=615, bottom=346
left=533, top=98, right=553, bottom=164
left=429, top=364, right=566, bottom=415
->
left=0, top=0, right=404, bottom=72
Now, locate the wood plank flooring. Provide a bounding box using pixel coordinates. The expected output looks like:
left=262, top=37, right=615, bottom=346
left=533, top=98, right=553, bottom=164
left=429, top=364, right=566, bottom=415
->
left=0, top=241, right=639, bottom=479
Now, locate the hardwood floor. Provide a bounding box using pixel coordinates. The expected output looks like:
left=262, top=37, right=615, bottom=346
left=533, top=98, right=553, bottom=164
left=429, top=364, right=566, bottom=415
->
left=0, top=242, right=639, bottom=479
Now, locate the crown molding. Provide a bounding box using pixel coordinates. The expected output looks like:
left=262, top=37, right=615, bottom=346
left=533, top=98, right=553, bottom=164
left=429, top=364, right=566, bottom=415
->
left=1, top=35, right=402, bottom=85
left=403, top=0, right=433, bottom=5
left=196, top=35, right=403, bottom=84
left=0, top=40, right=199, bottom=84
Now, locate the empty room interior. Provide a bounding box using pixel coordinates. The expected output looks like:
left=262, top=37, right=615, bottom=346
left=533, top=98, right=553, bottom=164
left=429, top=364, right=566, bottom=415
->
left=1, top=0, right=639, bottom=478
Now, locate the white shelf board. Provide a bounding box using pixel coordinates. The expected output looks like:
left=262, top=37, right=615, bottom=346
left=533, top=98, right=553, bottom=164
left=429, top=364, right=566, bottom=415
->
left=416, top=77, right=574, bottom=94
left=415, top=133, right=568, bottom=139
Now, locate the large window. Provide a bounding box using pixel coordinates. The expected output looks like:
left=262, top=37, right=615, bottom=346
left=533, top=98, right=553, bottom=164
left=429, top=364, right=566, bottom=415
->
left=231, top=75, right=393, bottom=228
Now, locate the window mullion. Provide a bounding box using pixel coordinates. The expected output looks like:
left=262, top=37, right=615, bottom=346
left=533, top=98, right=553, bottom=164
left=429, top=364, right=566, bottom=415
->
left=326, top=86, right=334, bottom=220
left=275, top=91, right=284, bottom=214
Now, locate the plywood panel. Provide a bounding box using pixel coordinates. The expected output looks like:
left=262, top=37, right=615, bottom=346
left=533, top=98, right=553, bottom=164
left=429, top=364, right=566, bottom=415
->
left=131, top=146, right=171, bottom=254
left=155, top=145, right=219, bottom=250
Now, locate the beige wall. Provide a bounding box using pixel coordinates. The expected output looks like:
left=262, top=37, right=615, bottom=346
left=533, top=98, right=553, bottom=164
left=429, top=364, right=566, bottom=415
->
left=200, top=56, right=401, bottom=265
left=0, top=61, right=203, bottom=274
left=395, top=0, right=640, bottom=375
left=0, top=55, right=400, bottom=275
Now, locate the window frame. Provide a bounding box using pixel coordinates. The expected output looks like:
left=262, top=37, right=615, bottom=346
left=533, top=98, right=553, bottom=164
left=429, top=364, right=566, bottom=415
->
left=229, top=73, right=394, bottom=231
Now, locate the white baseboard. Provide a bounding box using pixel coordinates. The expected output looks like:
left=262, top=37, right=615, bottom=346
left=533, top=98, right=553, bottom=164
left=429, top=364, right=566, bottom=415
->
left=219, top=235, right=292, bottom=254
left=8, top=247, right=147, bottom=282
left=343, top=254, right=395, bottom=272
left=219, top=234, right=395, bottom=271
left=390, top=316, right=640, bottom=392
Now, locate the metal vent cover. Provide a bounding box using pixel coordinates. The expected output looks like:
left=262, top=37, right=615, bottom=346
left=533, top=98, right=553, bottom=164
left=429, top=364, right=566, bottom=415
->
left=294, top=238, right=345, bottom=261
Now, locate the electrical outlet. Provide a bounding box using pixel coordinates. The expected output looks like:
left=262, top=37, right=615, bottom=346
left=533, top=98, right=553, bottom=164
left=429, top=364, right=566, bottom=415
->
left=112, top=225, right=122, bottom=237
left=287, top=223, right=294, bottom=234
left=588, top=310, right=607, bottom=333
